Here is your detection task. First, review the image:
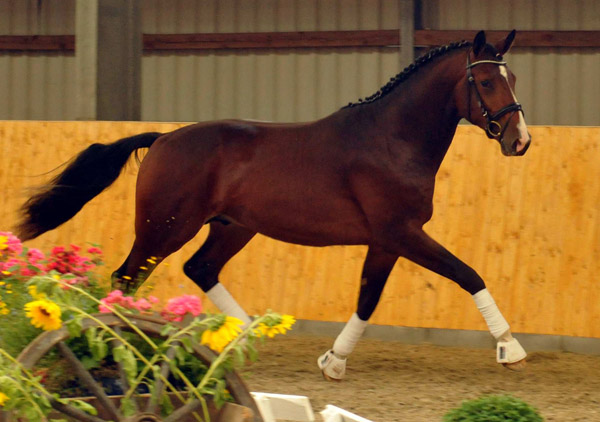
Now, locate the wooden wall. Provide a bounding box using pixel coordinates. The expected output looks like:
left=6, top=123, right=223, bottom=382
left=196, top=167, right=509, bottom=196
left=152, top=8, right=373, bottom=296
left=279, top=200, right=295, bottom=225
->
left=1, top=121, right=599, bottom=338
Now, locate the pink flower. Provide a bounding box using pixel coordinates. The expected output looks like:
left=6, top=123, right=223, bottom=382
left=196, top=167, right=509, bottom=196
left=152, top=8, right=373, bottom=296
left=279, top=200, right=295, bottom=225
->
left=161, top=295, right=203, bottom=322
left=27, top=248, right=45, bottom=263
left=0, top=232, right=23, bottom=255
left=99, top=290, right=157, bottom=314
left=134, top=298, right=153, bottom=312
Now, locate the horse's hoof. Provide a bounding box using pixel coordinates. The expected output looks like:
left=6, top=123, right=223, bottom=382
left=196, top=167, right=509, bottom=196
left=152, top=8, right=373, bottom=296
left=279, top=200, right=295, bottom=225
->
left=503, top=358, right=527, bottom=371
left=317, top=349, right=346, bottom=381
left=497, top=338, right=527, bottom=366
left=321, top=371, right=343, bottom=382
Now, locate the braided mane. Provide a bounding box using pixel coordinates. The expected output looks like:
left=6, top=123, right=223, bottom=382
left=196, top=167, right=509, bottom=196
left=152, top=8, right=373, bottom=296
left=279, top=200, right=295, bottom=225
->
left=343, top=40, right=472, bottom=109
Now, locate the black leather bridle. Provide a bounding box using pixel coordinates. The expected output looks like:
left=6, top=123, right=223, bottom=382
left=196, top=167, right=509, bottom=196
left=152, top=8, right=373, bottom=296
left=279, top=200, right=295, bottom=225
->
left=466, top=51, right=523, bottom=141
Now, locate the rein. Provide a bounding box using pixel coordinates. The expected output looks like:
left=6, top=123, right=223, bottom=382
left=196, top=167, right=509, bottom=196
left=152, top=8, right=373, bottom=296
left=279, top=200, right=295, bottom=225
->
left=466, top=52, right=523, bottom=141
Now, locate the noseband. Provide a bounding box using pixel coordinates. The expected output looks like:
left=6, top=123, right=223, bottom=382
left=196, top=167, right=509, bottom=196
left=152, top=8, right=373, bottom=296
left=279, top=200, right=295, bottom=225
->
left=466, top=51, right=523, bottom=141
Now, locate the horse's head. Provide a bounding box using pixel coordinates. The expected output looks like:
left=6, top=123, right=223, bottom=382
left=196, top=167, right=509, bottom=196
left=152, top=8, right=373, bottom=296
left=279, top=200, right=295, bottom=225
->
left=459, top=30, right=531, bottom=156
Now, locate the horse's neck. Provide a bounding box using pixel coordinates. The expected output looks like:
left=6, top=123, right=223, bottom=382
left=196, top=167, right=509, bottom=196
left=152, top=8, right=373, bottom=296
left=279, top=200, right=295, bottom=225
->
left=363, top=55, right=464, bottom=171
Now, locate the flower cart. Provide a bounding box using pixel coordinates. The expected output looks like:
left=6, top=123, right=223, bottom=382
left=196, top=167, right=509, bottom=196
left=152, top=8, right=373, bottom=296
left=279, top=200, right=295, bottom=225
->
left=0, top=233, right=295, bottom=422
left=1, top=312, right=261, bottom=422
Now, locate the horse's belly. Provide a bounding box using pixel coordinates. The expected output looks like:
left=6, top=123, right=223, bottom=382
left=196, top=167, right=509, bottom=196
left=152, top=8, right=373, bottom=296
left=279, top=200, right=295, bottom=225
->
left=224, top=199, right=370, bottom=247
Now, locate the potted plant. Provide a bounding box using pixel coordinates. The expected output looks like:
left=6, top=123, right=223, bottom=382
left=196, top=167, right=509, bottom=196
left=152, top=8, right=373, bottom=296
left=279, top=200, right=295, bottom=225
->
left=0, top=232, right=294, bottom=422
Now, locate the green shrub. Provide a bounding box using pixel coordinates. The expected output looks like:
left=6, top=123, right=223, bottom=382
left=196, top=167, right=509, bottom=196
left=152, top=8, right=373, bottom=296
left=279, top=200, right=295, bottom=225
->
left=443, top=395, right=544, bottom=422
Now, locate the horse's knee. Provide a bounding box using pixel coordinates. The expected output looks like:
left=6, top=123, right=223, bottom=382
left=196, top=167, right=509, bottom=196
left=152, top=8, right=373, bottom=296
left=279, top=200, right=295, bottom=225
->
left=183, top=260, right=219, bottom=292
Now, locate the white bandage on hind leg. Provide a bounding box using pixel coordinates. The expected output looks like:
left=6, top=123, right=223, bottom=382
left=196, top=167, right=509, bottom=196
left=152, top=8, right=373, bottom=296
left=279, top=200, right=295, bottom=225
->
left=332, top=313, right=368, bottom=357
left=472, top=288, right=510, bottom=339
left=206, top=283, right=251, bottom=325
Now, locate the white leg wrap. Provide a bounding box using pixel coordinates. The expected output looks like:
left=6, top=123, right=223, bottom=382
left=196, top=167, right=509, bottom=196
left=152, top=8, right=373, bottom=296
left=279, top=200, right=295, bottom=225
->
left=497, top=338, right=527, bottom=363
left=333, top=313, right=368, bottom=357
left=318, top=313, right=368, bottom=381
left=472, top=289, right=510, bottom=339
left=206, top=283, right=251, bottom=325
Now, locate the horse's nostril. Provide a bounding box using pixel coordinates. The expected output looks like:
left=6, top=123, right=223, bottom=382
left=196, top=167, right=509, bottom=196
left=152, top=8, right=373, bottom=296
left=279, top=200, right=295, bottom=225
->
left=512, top=139, right=530, bottom=155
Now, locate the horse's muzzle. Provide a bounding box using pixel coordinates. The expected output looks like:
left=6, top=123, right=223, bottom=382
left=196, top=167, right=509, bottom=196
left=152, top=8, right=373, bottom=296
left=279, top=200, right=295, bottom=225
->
left=512, top=136, right=531, bottom=156
left=501, top=134, right=531, bottom=156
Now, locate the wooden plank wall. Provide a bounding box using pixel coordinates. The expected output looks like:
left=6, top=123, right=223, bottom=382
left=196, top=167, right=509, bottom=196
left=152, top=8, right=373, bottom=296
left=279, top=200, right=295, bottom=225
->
left=1, top=122, right=599, bottom=338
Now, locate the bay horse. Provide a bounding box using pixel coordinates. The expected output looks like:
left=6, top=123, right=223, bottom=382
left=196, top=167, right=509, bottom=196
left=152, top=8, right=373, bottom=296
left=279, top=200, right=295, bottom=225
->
left=18, top=30, right=530, bottom=379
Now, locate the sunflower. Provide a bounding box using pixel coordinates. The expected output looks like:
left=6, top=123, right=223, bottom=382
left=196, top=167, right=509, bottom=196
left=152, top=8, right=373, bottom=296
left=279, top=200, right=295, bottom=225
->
left=200, top=315, right=244, bottom=353
left=0, top=391, right=9, bottom=406
left=0, top=235, right=8, bottom=250
left=24, top=299, right=62, bottom=331
left=256, top=314, right=296, bottom=338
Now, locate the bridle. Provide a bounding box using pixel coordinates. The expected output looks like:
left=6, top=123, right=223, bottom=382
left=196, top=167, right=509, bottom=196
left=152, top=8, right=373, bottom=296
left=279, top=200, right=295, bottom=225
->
left=466, top=50, right=523, bottom=141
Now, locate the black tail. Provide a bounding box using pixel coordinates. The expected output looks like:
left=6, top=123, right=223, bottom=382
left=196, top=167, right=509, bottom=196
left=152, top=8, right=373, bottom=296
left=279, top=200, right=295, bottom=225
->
left=17, top=132, right=162, bottom=241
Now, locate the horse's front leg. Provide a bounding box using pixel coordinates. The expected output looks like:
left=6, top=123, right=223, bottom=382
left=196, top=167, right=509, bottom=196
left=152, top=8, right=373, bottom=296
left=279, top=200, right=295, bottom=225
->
left=399, top=227, right=527, bottom=370
left=318, top=247, right=398, bottom=381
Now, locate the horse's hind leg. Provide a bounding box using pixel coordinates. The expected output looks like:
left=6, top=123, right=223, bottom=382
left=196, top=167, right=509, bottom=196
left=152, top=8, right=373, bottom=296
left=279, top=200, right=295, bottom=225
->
left=319, top=247, right=398, bottom=381
left=183, top=222, right=256, bottom=324
left=112, top=213, right=205, bottom=293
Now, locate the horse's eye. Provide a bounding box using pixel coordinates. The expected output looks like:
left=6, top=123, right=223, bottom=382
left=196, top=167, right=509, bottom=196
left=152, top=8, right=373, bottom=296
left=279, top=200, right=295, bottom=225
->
left=481, top=80, right=491, bottom=88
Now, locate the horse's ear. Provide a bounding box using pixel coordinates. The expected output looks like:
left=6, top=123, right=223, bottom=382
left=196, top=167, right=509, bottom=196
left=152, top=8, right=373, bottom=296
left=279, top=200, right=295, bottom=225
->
left=472, top=30, right=486, bottom=56
left=496, top=29, right=517, bottom=56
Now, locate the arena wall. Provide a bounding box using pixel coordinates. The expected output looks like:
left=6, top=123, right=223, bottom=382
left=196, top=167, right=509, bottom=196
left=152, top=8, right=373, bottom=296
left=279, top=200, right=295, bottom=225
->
left=1, top=121, right=599, bottom=338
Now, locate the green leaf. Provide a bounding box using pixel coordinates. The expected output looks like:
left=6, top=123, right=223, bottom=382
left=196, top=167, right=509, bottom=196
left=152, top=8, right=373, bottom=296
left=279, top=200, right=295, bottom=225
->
left=38, top=394, right=52, bottom=409
left=80, top=355, right=100, bottom=370
left=22, top=406, right=41, bottom=421
left=90, top=338, right=108, bottom=361
left=85, top=326, right=97, bottom=345
left=160, top=393, right=174, bottom=417
left=70, top=400, right=98, bottom=416
left=180, top=336, right=193, bottom=353
left=233, top=345, right=246, bottom=366
left=175, top=345, right=188, bottom=366
left=151, top=364, right=161, bottom=382
left=112, top=344, right=126, bottom=361
left=121, top=397, right=137, bottom=417
left=160, top=323, right=176, bottom=336
left=213, top=378, right=227, bottom=409
left=246, top=343, right=258, bottom=362
left=66, top=317, right=83, bottom=338
left=114, top=346, right=137, bottom=382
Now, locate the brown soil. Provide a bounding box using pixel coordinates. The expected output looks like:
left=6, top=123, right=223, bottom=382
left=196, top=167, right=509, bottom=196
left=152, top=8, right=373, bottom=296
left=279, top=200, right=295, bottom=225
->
left=243, top=334, right=600, bottom=422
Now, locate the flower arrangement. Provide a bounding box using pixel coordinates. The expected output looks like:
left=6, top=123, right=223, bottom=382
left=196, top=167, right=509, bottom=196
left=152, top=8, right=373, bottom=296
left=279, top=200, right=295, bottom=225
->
left=0, top=232, right=295, bottom=421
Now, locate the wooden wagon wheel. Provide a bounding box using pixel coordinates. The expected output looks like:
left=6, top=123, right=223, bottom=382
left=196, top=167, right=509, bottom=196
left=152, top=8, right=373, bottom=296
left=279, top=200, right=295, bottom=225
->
left=0, top=313, right=262, bottom=422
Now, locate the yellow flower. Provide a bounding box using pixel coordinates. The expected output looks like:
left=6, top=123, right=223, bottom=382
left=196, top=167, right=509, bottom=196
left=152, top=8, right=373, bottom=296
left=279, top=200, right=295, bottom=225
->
left=0, top=391, right=9, bottom=406
left=256, top=314, right=296, bottom=338
left=201, top=316, right=243, bottom=353
left=28, top=285, right=47, bottom=300
left=0, top=301, right=8, bottom=315
left=0, top=235, right=8, bottom=250
left=24, top=299, right=62, bottom=331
